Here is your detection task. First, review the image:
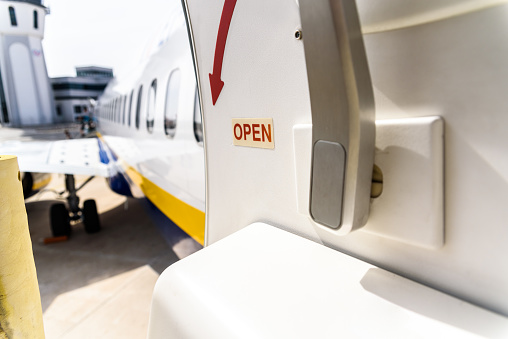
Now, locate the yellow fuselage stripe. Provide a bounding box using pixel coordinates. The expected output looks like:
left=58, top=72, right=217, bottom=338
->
left=96, top=133, right=205, bottom=245
left=125, top=166, right=205, bottom=245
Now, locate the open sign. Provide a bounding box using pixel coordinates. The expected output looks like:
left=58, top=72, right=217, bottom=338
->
left=231, top=118, right=274, bottom=149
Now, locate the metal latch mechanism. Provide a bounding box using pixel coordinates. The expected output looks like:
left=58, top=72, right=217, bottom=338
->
left=299, top=0, right=375, bottom=234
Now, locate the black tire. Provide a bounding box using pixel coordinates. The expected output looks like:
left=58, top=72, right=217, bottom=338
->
left=50, top=203, right=71, bottom=237
left=83, top=199, right=101, bottom=234
left=21, top=172, right=33, bottom=198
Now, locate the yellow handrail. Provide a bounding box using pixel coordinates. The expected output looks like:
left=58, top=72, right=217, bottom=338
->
left=0, top=155, right=44, bottom=338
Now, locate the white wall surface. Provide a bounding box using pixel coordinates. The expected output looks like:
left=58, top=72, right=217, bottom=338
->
left=9, top=42, right=39, bottom=125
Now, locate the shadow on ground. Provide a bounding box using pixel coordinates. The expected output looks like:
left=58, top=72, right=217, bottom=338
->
left=26, top=196, right=179, bottom=311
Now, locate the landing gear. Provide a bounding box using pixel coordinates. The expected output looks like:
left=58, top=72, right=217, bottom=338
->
left=83, top=199, right=101, bottom=234
left=50, top=203, right=71, bottom=237
left=49, top=175, right=101, bottom=237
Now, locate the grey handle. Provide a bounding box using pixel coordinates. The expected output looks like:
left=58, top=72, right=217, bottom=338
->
left=299, top=0, right=375, bottom=232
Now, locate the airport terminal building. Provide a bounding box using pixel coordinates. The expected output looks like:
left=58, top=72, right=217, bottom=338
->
left=51, top=66, right=112, bottom=123
left=0, top=0, right=56, bottom=127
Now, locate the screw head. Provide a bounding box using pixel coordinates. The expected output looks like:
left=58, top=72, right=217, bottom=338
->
left=295, top=30, right=302, bottom=40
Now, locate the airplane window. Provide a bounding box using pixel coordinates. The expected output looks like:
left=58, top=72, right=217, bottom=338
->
left=193, top=88, right=203, bottom=143
left=111, top=99, right=116, bottom=122
left=122, top=95, right=127, bottom=125
left=128, top=90, right=133, bottom=127
left=117, top=98, right=121, bottom=123
left=136, top=86, right=143, bottom=129
left=119, top=97, right=122, bottom=124
left=164, top=70, right=180, bottom=138
left=9, top=7, right=17, bottom=27
left=147, top=79, right=157, bottom=133
left=33, top=10, right=38, bottom=29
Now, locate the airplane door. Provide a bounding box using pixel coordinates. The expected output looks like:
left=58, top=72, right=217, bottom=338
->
left=149, top=0, right=508, bottom=333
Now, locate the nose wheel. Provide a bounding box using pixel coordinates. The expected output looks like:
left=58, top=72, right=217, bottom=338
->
left=49, top=175, right=101, bottom=237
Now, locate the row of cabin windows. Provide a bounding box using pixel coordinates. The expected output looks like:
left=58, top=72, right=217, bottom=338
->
left=97, top=71, right=203, bottom=143
left=9, top=7, right=39, bottom=29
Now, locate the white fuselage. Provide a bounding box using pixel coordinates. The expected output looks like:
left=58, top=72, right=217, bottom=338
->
left=95, top=10, right=205, bottom=244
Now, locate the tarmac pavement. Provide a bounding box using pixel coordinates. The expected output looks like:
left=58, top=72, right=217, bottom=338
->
left=25, top=174, right=180, bottom=338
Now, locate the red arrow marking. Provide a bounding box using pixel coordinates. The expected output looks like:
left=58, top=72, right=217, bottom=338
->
left=209, top=0, right=237, bottom=105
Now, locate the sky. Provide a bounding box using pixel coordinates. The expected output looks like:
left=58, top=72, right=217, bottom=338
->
left=42, top=0, right=180, bottom=78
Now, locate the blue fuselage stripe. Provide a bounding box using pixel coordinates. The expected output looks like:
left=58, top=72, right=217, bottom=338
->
left=97, top=138, right=110, bottom=164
